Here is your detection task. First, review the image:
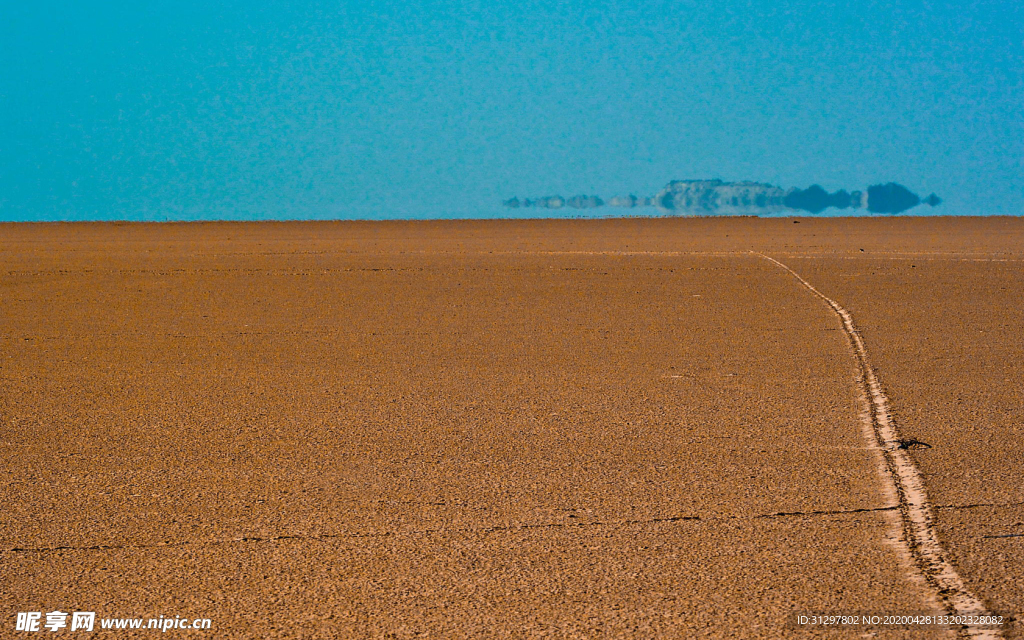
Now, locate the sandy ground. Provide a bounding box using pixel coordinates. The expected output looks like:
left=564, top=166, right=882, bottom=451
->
left=1, top=217, right=1021, bottom=638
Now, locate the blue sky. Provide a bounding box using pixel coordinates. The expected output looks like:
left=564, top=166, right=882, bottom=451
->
left=1, top=0, right=1021, bottom=220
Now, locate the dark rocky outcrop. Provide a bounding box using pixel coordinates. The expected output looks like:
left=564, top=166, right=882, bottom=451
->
left=867, top=183, right=920, bottom=214
left=782, top=185, right=863, bottom=213
left=784, top=184, right=832, bottom=214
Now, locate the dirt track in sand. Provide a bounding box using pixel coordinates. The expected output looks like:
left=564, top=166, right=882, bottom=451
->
left=1, top=217, right=1021, bottom=638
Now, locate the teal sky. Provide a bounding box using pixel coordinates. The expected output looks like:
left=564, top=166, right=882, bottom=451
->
left=2, top=0, right=1021, bottom=220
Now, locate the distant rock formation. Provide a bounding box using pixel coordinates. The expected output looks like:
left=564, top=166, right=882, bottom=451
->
left=504, top=180, right=938, bottom=215
left=524, top=196, right=565, bottom=209
left=608, top=195, right=653, bottom=207
left=566, top=195, right=604, bottom=209
left=516, top=195, right=604, bottom=209
left=654, top=180, right=788, bottom=215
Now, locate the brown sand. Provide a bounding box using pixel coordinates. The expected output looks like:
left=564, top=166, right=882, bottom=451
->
left=1, top=217, right=1021, bottom=638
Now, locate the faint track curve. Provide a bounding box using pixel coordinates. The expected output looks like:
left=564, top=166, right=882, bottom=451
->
left=753, top=252, right=1003, bottom=640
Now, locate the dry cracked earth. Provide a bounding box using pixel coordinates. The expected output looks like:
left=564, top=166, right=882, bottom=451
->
left=1, top=217, right=1022, bottom=638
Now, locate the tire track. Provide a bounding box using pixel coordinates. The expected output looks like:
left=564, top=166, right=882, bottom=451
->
left=753, top=252, right=1003, bottom=640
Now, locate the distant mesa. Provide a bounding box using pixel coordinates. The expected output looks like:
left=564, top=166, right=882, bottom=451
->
left=504, top=179, right=940, bottom=215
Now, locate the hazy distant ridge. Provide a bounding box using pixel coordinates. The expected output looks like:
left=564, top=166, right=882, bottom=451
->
left=504, top=179, right=941, bottom=215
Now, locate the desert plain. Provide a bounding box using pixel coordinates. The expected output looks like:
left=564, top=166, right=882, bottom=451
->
left=1, top=217, right=1022, bottom=638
